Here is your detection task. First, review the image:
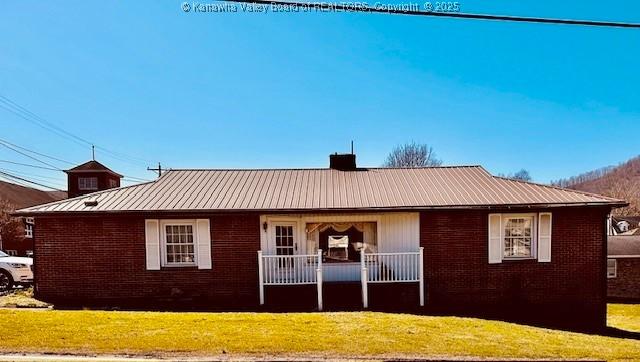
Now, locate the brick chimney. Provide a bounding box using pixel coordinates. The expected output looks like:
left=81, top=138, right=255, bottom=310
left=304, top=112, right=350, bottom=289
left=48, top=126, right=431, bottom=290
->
left=329, top=153, right=357, bottom=171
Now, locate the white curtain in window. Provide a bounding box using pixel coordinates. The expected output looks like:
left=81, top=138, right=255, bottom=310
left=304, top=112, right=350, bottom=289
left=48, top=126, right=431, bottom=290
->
left=305, top=222, right=378, bottom=253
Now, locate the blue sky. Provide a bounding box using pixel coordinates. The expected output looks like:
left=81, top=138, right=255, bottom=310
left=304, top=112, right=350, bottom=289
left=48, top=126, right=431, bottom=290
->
left=1, top=1, right=639, bottom=190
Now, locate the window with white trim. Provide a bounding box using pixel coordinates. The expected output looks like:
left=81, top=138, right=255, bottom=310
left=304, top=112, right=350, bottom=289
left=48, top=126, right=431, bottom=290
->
left=503, top=214, right=536, bottom=259
left=607, top=259, right=617, bottom=278
left=108, top=179, right=118, bottom=188
left=24, top=217, right=34, bottom=238
left=275, top=225, right=294, bottom=256
left=162, top=222, right=196, bottom=266
left=78, top=177, right=98, bottom=190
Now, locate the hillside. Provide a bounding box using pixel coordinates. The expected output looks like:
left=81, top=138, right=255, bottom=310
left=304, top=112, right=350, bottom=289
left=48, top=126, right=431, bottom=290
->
left=0, top=180, right=67, bottom=209
left=552, top=156, right=640, bottom=216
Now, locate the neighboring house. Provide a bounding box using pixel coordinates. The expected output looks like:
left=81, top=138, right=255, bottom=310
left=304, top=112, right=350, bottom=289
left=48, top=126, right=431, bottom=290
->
left=617, top=220, right=630, bottom=233
left=607, top=235, right=640, bottom=300
left=65, top=160, right=122, bottom=198
left=0, top=180, right=66, bottom=256
left=15, top=154, right=625, bottom=330
left=0, top=159, right=122, bottom=256
left=609, top=216, right=640, bottom=235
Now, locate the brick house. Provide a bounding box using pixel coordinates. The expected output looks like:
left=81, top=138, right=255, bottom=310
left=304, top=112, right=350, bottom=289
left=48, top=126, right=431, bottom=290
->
left=1, top=160, right=121, bottom=256
left=15, top=154, right=625, bottom=330
left=607, top=235, right=640, bottom=300
left=0, top=180, right=66, bottom=256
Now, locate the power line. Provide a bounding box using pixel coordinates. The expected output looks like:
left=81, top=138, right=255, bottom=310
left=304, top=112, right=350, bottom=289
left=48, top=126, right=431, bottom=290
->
left=0, top=167, right=65, bottom=183
left=0, top=139, right=66, bottom=170
left=0, top=170, right=65, bottom=191
left=0, top=94, right=152, bottom=167
left=0, top=144, right=150, bottom=183
left=0, top=138, right=74, bottom=165
left=0, top=98, right=88, bottom=148
left=123, top=176, right=152, bottom=182
left=0, top=173, right=33, bottom=189
left=0, top=160, right=60, bottom=171
left=217, top=0, right=640, bottom=28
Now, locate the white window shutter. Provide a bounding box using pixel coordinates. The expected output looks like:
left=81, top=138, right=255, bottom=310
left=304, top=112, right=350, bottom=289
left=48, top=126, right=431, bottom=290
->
left=488, top=214, right=503, bottom=264
left=538, top=213, right=552, bottom=262
left=196, top=219, right=212, bottom=270
left=145, top=219, right=161, bottom=270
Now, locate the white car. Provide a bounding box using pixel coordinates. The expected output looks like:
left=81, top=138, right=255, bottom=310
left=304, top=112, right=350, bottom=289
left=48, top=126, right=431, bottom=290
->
left=0, top=250, right=33, bottom=292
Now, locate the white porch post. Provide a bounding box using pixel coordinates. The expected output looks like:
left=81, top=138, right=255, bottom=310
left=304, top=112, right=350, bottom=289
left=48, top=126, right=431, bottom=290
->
left=258, top=250, right=264, bottom=305
left=316, top=249, right=323, bottom=311
left=419, top=247, right=424, bottom=307
left=361, top=248, right=368, bottom=309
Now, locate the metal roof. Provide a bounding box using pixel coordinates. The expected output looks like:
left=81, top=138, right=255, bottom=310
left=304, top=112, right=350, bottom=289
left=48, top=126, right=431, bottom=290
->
left=608, top=236, right=640, bottom=257
left=64, top=160, right=123, bottom=178
left=16, top=166, right=624, bottom=214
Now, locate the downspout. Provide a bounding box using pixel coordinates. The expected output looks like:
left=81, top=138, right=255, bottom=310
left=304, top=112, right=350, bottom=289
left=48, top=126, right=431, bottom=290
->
left=601, top=209, right=610, bottom=330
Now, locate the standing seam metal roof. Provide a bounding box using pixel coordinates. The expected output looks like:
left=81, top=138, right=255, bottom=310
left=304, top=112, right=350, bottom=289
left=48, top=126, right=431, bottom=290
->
left=16, top=166, right=624, bottom=214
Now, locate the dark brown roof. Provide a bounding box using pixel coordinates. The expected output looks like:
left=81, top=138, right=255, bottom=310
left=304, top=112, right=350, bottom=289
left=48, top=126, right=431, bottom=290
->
left=0, top=180, right=67, bottom=209
left=608, top=236, right=640, bottom=257
left=15, top=166, right=625, bottom=214
left=65, top=160, right=122, bottom=178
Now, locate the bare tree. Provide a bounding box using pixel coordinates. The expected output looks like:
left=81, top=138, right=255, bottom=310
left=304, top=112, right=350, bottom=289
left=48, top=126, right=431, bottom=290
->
left=605, top=178, right=640, bottom=217
left=383, top=142, right=442, bottom=168
left=0, top=200, right=21, bottom=251
left=550, top=156, right=640, bottom=216
left=512, top=169, right=532, bottom=182
left=551, top=165, right=615, bottom=188
left=498, top=169, right=532, bottom=182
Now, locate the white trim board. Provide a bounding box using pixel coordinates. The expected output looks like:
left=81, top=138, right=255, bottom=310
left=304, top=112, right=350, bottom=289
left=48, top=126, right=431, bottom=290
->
left=259, top=212, right=419, bottom=254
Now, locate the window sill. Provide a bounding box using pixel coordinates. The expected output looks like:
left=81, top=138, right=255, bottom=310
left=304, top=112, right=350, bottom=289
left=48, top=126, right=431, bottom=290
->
left=502, top=257, right=537, bottom=261
left=161, top=264, right=198, bottom=268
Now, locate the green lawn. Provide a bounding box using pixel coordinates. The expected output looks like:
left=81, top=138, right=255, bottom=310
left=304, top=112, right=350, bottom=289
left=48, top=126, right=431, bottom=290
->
left=0, top=305, right=638, bottom=360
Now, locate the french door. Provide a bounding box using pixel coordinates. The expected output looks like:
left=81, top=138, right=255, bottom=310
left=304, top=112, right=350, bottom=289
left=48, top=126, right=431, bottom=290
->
left=273, top=223, right=297, bottom=268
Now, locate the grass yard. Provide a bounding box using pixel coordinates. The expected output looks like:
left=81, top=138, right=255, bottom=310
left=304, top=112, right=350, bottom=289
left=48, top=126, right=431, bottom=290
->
left=0, top=305, right=638, bottom=360
left=0, top=288, right=50, bottom=309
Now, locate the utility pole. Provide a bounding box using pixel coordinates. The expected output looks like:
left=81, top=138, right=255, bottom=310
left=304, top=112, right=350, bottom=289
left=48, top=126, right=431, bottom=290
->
left=147, top=162, right=162, bottom=178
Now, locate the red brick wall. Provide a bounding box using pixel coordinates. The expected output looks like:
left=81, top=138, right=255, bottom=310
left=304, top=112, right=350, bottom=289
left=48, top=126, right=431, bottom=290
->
left=33, top=207, right=610, bottom=329
left=420, top=207, right=609, bottom=329
left=67, top=172, right=121, bottom=198
left=34, top=213, right=260, bottom=307
left=608, top=258, right=640, bottom=300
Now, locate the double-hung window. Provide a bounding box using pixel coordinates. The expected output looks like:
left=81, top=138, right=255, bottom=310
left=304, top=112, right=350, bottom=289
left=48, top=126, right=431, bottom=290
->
left=607, top=259, right=617, bottom=278
left=78, top=177, right=98, bottom=191
left=161, top=221, right=196, bottom=266
left=503, top=214, right=536, bottom=259
left=24, top=217, right=34, bottom=238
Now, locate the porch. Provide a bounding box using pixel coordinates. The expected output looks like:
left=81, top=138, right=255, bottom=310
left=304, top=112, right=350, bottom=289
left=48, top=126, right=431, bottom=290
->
left=258, top=212, right=424, bottom=310
left=258, top=248, right=424, bottom=310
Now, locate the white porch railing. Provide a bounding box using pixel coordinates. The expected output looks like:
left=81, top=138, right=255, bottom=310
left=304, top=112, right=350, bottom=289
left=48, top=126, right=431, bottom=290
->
left=360, top=248, right=424, bottom=308
left=258, top=247, right=424, bottom=310
left=258, top=250, right=323, bottom=310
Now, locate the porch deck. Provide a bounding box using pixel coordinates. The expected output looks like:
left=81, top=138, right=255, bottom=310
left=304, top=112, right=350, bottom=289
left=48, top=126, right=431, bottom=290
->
left=258, top=248, right=424, bottom=310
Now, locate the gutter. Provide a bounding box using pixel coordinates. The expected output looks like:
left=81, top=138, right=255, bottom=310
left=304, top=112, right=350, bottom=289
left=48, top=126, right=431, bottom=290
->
left=12, top=201, right=628, bottom=217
